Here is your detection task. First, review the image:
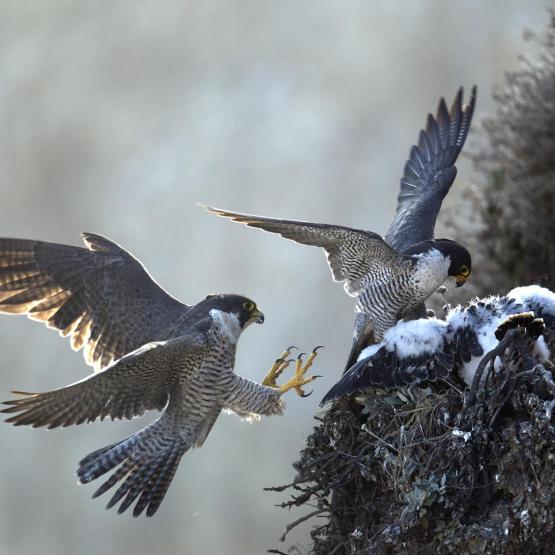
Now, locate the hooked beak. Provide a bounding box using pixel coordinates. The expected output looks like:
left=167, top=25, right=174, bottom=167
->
left=252, top=308, right=264, bottom=324
left=455, top=275, right=468, bottom=287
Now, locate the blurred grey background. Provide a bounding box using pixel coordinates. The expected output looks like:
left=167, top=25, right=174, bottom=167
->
left=0, top=1, right=551, bottom=554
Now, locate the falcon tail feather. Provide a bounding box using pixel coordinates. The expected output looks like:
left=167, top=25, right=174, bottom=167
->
left=77, top=424, right=189, bottom=517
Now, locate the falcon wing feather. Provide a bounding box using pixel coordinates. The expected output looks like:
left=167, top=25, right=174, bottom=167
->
left=385, top=86, right=477, bottom=251
left=1, top=333, right=206, bottom=428
left=205, top=206, right=404, bottom=296
left=0, top=233, right=190, bottom=371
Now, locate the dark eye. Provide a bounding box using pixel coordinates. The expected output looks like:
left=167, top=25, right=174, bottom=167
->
left=459, top=265, right=470, bottom=276
left=243, top=301, right=256, bottom=312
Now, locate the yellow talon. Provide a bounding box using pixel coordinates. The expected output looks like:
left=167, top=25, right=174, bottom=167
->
left=261, top=345, right=297, bottom=388
left=276, top=346, right=323, bottom=397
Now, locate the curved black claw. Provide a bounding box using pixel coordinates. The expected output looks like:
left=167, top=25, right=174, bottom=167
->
left=297, top=352, right=306, bottom=361
left=299, top=374, right=323, bottom=397
left=274, top=357, right=294, bottom=365
left=287, top=345, right=298, bottom=352
left=312, top=345, right=325, bottom=353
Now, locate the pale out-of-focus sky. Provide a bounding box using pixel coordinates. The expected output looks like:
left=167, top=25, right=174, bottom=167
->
left=0, top=2, right=551, bottom=554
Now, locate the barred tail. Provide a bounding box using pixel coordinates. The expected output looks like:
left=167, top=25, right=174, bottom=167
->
left=77, top=424, right=189, bottom=517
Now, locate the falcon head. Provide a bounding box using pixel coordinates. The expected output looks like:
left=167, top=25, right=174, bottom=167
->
left=404, top=239, right=471, bottom=287
left=202, top=293, right=264, bottom=329
left=440, top=241, right=472, bottom=287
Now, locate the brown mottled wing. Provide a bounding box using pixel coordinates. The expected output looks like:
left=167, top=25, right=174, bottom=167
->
left=385, top=86, right=477, bottom=251
left=1, top=333, right=206, bottom=428
left=205, top=206, right=404, bottom=296
left=0, top=233, right=190, bottom=370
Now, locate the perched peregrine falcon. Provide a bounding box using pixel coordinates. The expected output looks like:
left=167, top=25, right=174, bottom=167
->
left=321, top=285, right=555, bottom=402
left=0, top=233, right=318, bottom=516
left=204, top=86, right=476, bottom=373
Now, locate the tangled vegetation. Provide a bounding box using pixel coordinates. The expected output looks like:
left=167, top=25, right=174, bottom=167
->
left=269, top=325, right=555, bottom=554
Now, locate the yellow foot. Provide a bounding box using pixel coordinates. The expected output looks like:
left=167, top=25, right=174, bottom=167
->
left=276, top=346, right=323, bottom=397
left=262, top=345, right=297, bottom=388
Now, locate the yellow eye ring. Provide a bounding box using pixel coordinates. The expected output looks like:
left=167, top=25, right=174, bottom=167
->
left=459, top=265, right=470, bottom=277
left=243, top=301, right=256, bottom=312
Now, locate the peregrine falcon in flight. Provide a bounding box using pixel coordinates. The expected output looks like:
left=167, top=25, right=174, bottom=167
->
left=321, top=285, right=555, bottom=402
left=0, top=233, right=319, bottom=516
left=204, top=86, right=477, bottom=373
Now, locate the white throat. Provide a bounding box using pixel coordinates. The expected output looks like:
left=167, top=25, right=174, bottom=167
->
left=209, top=309, right=243, bottom=344
left=413, top=248, right=451, bottom=290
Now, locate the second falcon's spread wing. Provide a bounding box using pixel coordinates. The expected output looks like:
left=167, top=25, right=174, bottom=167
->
left=205, top=206, right=406, bottom=296
left=0, top=233, right=191, bottom=370
left=385, top=86, right=477, bottom=252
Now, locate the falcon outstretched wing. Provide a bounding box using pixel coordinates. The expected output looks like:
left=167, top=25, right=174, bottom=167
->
left=0, top=233, right=190, bottom=370
left=385, top=86, right=477, bottom=251
left=205, top=206, right=405, bottom=296
left=1, top=333, right=207, bottom=428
